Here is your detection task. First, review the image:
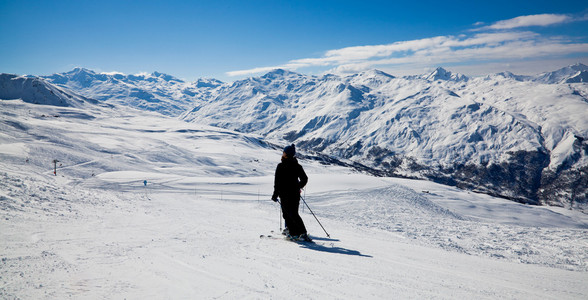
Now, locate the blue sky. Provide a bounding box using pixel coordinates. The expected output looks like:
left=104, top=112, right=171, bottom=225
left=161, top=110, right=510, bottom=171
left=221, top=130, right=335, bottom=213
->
left=1, top=0, right=587, bottom=82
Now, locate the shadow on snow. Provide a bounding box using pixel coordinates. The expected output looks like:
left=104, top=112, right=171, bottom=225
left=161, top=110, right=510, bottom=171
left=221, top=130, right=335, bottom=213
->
left=299, top=239, right=372, bottom=258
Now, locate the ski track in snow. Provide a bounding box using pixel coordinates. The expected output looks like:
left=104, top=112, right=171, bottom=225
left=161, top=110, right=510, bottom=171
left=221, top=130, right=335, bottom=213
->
left=1, top=100, right=588, bottom=299
left=1, top=169, right=587, bottom=299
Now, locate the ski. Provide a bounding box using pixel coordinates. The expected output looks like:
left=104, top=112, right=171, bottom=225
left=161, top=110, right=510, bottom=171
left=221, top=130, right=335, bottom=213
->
left=260, top=231, right=317, bottom=244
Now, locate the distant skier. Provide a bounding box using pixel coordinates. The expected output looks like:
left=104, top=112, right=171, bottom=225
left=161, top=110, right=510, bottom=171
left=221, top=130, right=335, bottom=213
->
left=272, top=144, right=311, bottom=242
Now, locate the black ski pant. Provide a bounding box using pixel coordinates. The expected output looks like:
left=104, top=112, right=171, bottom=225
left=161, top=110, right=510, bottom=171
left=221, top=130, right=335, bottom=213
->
left=280, top=196, right=307, bottom=236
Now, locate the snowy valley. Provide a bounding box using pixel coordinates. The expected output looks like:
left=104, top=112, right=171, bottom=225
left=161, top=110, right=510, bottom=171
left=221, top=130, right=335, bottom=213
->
left=1, top=65, right=588, bottom=298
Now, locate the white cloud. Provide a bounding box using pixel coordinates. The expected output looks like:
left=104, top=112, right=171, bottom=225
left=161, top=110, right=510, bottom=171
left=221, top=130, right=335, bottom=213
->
left=100, top=71, right=125, bottom=76
left=226, top=66, right=280, bottom=77
left=486, top=14, right=572, bottom=30
left=226, top=13, right=588, bottom=77
left=134, top=72, right=152, bottom=77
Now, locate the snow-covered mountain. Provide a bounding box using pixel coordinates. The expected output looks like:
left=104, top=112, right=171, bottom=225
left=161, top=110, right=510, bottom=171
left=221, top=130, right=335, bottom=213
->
left=534, top=63, right=588, bottom=84
left=0, top=73, right=101, bottom=108
left=424, top=67, right=469, bottom=82
left=181, top=65, right=588, bottom=211
left=2, top=97, right=586, bottom=298
left=7, top=65, right=587, bottom=212
left=43, top=68, right=223, bottom=116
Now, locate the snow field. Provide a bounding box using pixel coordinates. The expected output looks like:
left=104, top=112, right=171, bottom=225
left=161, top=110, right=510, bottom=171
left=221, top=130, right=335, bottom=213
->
left=1, top=171, right=588, bottom=299
left=1, top=100, right=588, bottom=298
left=308, top=181, right=588, bottom=271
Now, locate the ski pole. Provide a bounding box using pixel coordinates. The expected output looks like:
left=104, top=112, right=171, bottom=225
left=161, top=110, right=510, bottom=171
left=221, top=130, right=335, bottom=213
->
left=279, top=201, right=282, bottom=232
left=274, top=199, right=283, bottom=232
left=300, top=195, right=330, bottom=238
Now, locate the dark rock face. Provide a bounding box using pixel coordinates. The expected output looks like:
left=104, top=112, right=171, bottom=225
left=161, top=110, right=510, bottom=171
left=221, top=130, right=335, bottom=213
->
left=437, top=150, right=550, bottom=205
left=541, top=167, right=588, bottom=213
left=305, top=141, right=585, bottom=211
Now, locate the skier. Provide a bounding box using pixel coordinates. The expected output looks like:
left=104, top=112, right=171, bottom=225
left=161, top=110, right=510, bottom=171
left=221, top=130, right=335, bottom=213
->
left=271, top=144, right=312, bottom=242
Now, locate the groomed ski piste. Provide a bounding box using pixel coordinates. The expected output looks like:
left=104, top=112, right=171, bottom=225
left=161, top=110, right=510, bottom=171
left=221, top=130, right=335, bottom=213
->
left=1, top=99, right=587, bottom=299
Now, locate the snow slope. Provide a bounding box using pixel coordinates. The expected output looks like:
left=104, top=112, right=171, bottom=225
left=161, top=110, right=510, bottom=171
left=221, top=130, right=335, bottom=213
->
left=1, top=99, right=587, bottom=299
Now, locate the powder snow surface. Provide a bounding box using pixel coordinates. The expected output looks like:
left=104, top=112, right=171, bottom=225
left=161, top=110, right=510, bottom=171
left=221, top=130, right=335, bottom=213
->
left=1, top=100, right=587, bottom=299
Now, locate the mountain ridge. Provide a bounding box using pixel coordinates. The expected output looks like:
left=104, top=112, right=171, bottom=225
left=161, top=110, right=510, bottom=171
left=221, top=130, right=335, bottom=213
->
left=42, top=68, right=223, bottom=116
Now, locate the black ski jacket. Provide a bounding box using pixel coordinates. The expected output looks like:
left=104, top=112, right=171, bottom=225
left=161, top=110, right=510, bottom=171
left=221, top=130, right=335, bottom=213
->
left=272, top=157, right=308, bottom=200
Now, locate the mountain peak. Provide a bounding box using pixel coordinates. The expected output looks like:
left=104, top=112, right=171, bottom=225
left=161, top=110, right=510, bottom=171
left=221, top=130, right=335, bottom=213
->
left=491, top=71, right=525, bottom=80
left=429, top=67, right=450, bottom=77
left=46, top=68, right=102, bottom=88
left=69, top=67, right=96, bottom=76
left=552, top=63, right=588, bottom=74
left=345, top=69, right=395, bottom=88
left=424, top=67, right=468, bottom=82
left=569, top=62, right=588, bottom=70
left=150, top=71, right=181, bottom=82
left=497, top=71, right=515, bottom=77
left=535, top=63, right=588, bottom=84
left=261, top=69, right=302, bottom=80
left=360, top=69, right=395, bottom=78
left=194, top=78, right=223, bottom=88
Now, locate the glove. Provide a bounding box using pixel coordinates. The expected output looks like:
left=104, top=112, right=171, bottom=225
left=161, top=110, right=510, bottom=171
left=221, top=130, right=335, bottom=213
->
left=271, top=192, right=278, bottom=202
